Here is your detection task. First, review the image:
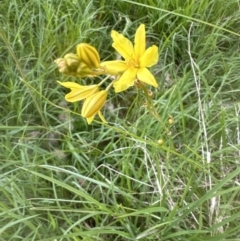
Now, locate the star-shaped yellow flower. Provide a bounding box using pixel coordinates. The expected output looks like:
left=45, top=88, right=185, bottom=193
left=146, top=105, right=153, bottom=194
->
left=101, top=24, right=159, bottom=92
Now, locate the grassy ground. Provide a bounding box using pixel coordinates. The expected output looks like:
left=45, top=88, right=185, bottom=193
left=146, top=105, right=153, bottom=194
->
left=1, top=0, right=240, bottom=240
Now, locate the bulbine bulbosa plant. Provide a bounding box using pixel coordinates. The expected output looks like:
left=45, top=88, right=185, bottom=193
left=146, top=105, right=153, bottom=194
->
left=55, top=24, right=169, bottom=137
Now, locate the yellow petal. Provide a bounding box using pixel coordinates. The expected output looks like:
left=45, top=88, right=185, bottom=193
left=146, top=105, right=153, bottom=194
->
left=111, top=30, right=134, bottom=60
left=100, top=60, right=127, bottom=75
left=137, top=67, right=158, bottom=87
left=134, top=24, right=145, bottom=60
left=98, top=111, right=107, bottom=123
left=57, top=81, right=99, bottom=102
left=86, top=116, right=95, bottom=124
left=85, top=111, right=107, bottom=125
left=65, top=85, right=99, bottom=102
left=139, top=45, right=158, bottom=67
left=113, top=67, right=138, bottom=92
left=81, top=90, right=107, bottom=118
left=57, top=81, right=84, bottom=90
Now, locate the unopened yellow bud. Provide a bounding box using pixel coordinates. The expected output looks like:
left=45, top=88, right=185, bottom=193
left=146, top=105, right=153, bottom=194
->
left=168, top=115, right=174, bottom=125
left=81, top=90, right=107, bottom=118
left=55, top=54, right=81, bottom=75
left=54, top=58, right=65, bottom=66
left=77, top=43, right=100, bottom=69
left=55, top=58, right=69, bottom=74
left=157, top=139, right=164, bottom=145
left=59, top=66, right=70, bottom=74
left=76, top=62, right=93, bottom=77
left=148, top=90, right=153, bottom=98
left=134, top=79, right=142, bottom=89
left=64, top=53, right=81, bottom=71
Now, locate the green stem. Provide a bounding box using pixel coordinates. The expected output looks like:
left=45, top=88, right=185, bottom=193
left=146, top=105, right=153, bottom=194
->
left=141, top=84, right=169, bottom=133
left=106, top=77, right=117, bottom=91
left=97, top=75, right=112, bottom=87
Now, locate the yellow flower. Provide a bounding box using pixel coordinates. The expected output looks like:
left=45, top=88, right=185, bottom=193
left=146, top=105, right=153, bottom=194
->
left=81, top=90, right=108, bottom=124
left=57, top=81, right=99, bottom=102
left=101, top=24, right=159, bottom=92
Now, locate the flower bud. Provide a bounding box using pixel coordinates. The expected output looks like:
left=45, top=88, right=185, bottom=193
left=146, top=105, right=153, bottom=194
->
left=81, top=90, right=107, bottom=118
left=55, top=58, right=70, bottom=74
left=77, top=43, right=100, bottom=69
left=55, top=54, right=81, bottom=75
left=59, top=66, right=70, bottom=74
left=64, top=53, right=81, bottom=71
left=57, top=81, right=99, bottom=102
left=168, top=115, right=174, bottom=125
left=134, top=79, right=143, bottom=89
left=157, top=139, right=164, bottom=145
left=54, top=58, right=65, bottom=66
left=148, top=90, right=153, bottom=98
left=76, top=62, right=93, bottom=77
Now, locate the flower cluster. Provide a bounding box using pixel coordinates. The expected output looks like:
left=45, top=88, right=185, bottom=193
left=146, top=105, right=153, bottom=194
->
left=55, top=24, right=159, bottom=124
